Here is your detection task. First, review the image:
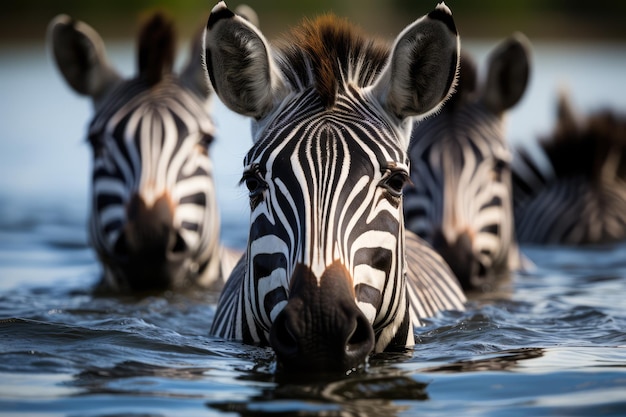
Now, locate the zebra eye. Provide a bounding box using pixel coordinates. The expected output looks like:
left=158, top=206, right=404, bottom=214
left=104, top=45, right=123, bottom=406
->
left=245, top=177, right=262, bottom=195
left=494, top=158, right=508, bottom=172
left=492, top=157, right=509, bottom=181
left=382, top=171, right=409, bottom=197
left=196, top=134, right=214, bottom=156
left=241, top=169, right=267, bottom=199
left=199, top=134, right=214, bottom=148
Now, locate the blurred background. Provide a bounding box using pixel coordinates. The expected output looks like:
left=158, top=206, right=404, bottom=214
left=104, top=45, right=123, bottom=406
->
left=0, top=0, right=625, bottom=247
left=2, top=0, right=626, bottom=41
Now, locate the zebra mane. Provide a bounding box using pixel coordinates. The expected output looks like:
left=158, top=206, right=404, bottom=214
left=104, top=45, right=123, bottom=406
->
left=541, top=103, right=626, bottom=182
left=275, top=15, right=390, bottom=108
left=138, top=12, right=176, bottom=85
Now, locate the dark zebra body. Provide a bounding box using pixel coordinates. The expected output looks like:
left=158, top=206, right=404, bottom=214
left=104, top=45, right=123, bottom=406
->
left=204, top=1, right=464, bottom=373
left=403, top=34, right=531, bottom=292
left=48, top=13, right=240, bottom=292
left=513, top=93, right=626, bottom=245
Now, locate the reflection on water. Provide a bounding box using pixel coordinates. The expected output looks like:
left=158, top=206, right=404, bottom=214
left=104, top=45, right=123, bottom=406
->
left=1, top=41, right=626, bottom=416
left=204, top=348, right=561, bottom=416
left=209, top=367, right=430, bottom=417
left=419, top=348, right=545, bottom=373
left=73, top=360, right=212, bottom=399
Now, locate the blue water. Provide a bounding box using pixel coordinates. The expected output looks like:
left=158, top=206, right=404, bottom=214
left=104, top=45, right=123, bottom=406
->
left=1, top=40, right=626, bottom=416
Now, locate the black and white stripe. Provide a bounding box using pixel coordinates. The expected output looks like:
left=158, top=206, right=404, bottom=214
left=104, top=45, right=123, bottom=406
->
left=205, top=1, right=464, bottom=373
left=403, top=35, right=531, bottom=292
left=48, top=13, right=240, bottom=292
left=513, top=92, right=626, bottom=245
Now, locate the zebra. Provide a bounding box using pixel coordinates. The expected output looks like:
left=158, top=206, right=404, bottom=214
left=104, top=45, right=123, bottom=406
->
left=48, top=12, right=242, bottom=293
left=513, top=92, right=626, bottom=245
left=403, top=34, right=531, bottom=292
left=204, top=1, right=465, bottom=373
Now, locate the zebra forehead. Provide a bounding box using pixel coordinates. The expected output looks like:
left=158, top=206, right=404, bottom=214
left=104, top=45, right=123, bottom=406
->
left=276, top=14, right=390, bottom=108
left=88, top=79, right=214, bottom=138
left=248, top=112, right=406, bottom=172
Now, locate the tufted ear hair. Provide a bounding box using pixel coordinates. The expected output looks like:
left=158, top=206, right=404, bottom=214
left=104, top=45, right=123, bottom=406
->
left=203, top=1, right=286, bottom=120
left=47, top=14, right=121, bottom=102
left=482, top=32, right=531, bottom=113
left=371, top=2, right=459, bottom=121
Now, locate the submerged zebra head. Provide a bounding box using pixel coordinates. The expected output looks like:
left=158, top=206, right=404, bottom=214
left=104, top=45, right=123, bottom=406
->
left=205, top=2, right=459, bottom=372
left=48, top=13, right=226, bottom=292
left=403, top=34, right=531, bottom=292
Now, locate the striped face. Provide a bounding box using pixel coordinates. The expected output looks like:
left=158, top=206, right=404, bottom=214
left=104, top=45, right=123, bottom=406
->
left=403, top=38, right=530, bottom=292
left=204, top=1, right=460, bottom=372
left=404, top=102, right=514, bottom=289
left=48, top=13, right=225, bottom=292
left=513, top=93, right=626, bottom=245
left=241, top=90, right=411, bottom=351
left=88, top=79, right=219, bottom=291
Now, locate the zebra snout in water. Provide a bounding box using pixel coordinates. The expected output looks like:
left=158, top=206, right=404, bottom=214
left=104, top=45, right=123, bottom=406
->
left=111, top=193, right=187, bottom=291
left=269, top=262, right=375, bottom=374
left=432, top=230, right=484, bottom=291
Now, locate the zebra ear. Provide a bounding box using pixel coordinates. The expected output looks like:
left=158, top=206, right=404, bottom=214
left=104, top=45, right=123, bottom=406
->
left=556, top=88, right=578, bottom=129
left=181, top=26, right=213, bottom=100
left=482, top=32, right=531, bottom=113
left=371, top=2, right=459, bottom=120
left=47, top=14, right=121, bottom=101
left=203, top=2, right=285, bottom=120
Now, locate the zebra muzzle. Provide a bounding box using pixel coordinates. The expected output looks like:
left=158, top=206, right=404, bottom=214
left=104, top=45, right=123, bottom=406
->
left=432, top=229, right=484, bottom=291
left=269, top=261, right=375, bottom=374
left=109, top=193, right=187, bottom=291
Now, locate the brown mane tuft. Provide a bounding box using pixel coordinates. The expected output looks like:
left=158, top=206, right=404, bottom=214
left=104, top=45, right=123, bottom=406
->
left=542, top=108, right=626, bottom=182
left=138, top=12, right=176, bottom=85
left=277, top=15, right=389, bottom=108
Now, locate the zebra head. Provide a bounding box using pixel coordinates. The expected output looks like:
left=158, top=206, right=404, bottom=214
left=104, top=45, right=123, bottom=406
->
left=403, top=34, right=531, bottom=292
left=205, top=2, right=459, bottom=372
left=48, top=13, right=225, bottom=292
left=513, top=91, right=626, bottom=245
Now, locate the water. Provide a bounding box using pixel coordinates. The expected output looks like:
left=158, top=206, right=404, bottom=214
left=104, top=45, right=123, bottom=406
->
left=1, top=39, right=626, bottom=416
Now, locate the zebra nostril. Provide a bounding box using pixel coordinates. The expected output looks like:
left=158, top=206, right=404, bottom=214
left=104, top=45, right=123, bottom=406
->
left=346, top=313, right=375, bottom=356
left=170, top=231, right=187, bottom=254
left=270, top=310, right=299, bottom=359
left=112, top=234, right=128, bottom=257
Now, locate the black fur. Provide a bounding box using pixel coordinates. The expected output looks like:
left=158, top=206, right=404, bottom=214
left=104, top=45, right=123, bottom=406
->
left=541, top=108, right=626, bottom=182
left=138, top=13, right=175, bottom=86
